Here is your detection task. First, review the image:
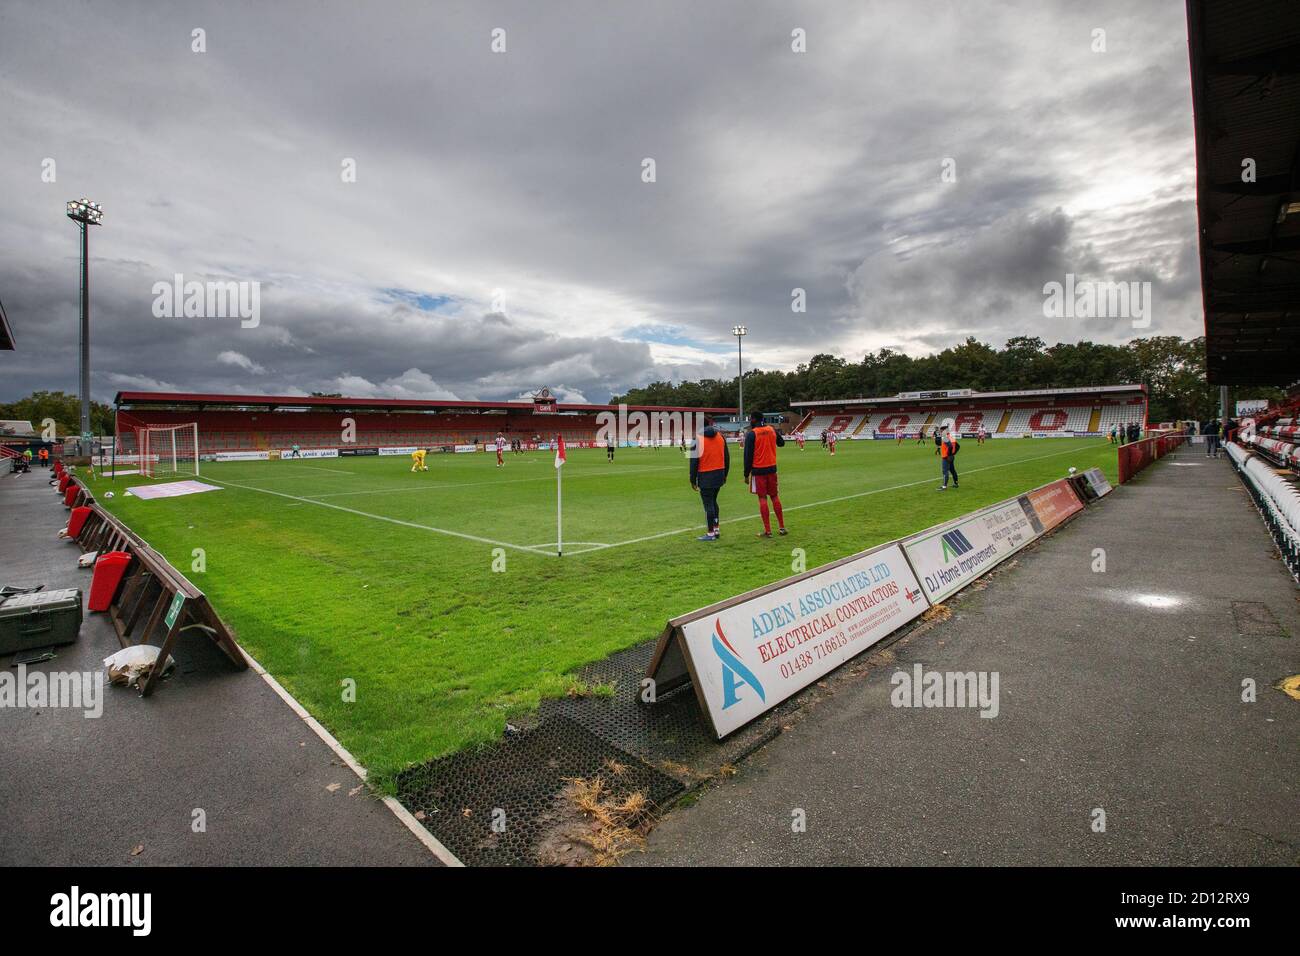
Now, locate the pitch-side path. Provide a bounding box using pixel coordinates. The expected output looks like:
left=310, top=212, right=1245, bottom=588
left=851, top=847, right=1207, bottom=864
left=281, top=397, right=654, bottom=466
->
left=0, top=471, right=444, bottom=866
left=632, top=450, right=1300, bottom=865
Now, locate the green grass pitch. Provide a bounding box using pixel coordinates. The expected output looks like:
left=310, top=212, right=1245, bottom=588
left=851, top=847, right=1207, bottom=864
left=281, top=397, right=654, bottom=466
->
left=84, top=437, right=1117, bottom=783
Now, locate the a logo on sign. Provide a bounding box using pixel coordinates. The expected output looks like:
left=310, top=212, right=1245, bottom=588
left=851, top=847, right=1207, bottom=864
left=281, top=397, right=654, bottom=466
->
left=940, top=529, right=974, bottom=562
left=904, top=586, right=924, bottom=604
left=710, top=619, right=764, bottom=711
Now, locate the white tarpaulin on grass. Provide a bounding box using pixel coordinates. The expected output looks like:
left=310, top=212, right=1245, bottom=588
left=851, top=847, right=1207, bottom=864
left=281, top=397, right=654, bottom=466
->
left=125, top=480, right=222, bottom=500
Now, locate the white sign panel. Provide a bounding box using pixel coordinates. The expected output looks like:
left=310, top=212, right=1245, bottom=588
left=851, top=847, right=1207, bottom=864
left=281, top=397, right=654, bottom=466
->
left=207, top=450, right=269, bottom=462
left=1082, top=466, right=1112, bottom=498
left=672, top=542, right=927, bottom=738
left=903, top=498, right=1039, bottom=604
left=1236, top=399, right=1267, bottom=416
left=379, top=446, right=419, bottom=456
left=279, top=448, right=340, bottom=459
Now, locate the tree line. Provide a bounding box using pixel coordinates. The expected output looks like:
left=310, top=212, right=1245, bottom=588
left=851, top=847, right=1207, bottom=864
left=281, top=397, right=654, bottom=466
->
left=0, top=390, right=115, bottom=438
left=612, top=335, right=1280, bottom=423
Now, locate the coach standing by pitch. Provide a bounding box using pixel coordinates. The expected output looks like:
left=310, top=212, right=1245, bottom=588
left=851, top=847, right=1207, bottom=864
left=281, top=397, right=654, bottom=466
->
left=938, top=428, right=960, bottom=490
left=689, top=416, right=730, bottom=541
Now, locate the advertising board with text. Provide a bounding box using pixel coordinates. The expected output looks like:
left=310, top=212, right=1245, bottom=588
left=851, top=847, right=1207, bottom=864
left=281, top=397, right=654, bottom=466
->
left=278, top=448, right=340, bottom=460
left=1021, top=478, right=1084, bottom=532
left=648, top=542, right=927, bottom=738
left=903, top=498, right=1039, bottom=604
left=1082, top=466, right=1112, bottom=499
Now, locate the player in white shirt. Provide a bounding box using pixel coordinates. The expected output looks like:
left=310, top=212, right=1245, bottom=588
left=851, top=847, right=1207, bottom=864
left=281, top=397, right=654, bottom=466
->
left=826, top=430, right=838, bottom=456
left=495, top=433, right=506, bottom=467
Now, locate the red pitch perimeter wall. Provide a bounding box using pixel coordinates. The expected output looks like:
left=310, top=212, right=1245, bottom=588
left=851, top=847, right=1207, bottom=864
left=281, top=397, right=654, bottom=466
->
left=1118, top=430, right=1185, bottom=483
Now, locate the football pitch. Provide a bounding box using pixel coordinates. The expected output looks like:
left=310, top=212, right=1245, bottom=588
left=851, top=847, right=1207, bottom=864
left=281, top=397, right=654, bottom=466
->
left=84, top=437, right=1117, bottom=782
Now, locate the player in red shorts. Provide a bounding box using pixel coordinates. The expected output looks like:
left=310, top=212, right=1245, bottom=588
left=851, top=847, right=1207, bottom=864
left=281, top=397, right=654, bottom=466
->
left=743, top=411, right=787, bottom=538
left=495, top=432, right=506, bottom=467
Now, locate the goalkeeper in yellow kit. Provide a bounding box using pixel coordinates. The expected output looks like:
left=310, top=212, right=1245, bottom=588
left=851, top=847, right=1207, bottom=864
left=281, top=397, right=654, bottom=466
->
left=410, top=449, right=428, bottom=472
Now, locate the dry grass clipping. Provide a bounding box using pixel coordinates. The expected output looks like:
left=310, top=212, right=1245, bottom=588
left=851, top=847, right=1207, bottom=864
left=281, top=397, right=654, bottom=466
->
left=922, top=604, right=952, bottom=623
left=539, top=773, right=656, bottom=866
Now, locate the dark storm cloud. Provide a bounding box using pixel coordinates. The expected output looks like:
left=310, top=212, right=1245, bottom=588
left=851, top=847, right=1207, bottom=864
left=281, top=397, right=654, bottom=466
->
left=0, top=0, right=1200, bottom=403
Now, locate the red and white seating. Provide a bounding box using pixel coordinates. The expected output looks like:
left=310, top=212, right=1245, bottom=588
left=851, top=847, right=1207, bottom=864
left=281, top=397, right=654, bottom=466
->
left=802, top=413, right=869, bottom=439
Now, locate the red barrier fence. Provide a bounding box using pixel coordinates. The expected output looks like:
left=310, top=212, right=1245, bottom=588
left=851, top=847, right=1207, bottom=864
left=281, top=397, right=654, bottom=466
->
left=1118, top=430, right=1185, bottom=483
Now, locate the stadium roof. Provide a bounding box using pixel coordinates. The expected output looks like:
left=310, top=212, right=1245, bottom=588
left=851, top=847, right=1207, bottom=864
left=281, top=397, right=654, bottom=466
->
left=113, top=390, right=736, bottom=416
left=791, top=384, right=1146, bottom=409
left=1, top=420, right=35, bottom=436
left=0, top=297, right=13, bottom=350
left=1188, top=0, right=1300, bottom=385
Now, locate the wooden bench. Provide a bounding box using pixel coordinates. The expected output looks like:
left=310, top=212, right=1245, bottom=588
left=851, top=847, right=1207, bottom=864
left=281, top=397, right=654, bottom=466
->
left=69, top=479, right=247, bottom=695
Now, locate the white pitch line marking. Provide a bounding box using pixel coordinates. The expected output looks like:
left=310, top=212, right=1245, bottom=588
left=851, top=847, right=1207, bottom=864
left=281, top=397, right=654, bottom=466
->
left=242, top=650, right=463, bottom=866
left=264, top=463, right=355, bottom=476
left=564, top=441, right=1111, bottom=555
left=213, top=441, right=1108, bottom=559
left=528, top=541, right=609, bottom=549
left=301, top=464, right=681, bottom=500
left=203, top=476, right=554, bottom=555
left=217, top=471, right=354, bottom=482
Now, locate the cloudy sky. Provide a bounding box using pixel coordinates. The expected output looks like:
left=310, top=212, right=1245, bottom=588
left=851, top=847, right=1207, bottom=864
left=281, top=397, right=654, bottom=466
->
left=0, top=0, right=1200, bottom=405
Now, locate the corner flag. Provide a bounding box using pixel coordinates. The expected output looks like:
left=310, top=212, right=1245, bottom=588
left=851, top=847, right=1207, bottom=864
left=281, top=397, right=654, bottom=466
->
left=555, top=434, right=566, bottom=557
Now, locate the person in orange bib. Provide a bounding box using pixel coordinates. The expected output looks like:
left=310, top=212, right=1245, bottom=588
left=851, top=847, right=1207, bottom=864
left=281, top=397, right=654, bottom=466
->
left=938, top=429, right=960, bottom=490
left=689, top=416, right=730, bottom=541
left=743, top=411, right=787, bottom=537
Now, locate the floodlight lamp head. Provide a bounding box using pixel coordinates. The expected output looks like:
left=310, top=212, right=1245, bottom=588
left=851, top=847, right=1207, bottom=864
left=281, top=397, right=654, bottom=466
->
left=65, top=198, right=103, bottom=225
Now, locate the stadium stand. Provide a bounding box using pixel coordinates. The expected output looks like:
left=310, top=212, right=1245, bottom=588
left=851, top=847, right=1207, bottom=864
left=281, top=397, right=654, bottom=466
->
left=117, top=410, right=609, bottom=453
left=111, top=392, right=736, bottom=457
left=800, top=412, right=870, bottom=439
left=1228, top=441, right=1300, bottom=583
left=793, top=385, right=1146, bottom=438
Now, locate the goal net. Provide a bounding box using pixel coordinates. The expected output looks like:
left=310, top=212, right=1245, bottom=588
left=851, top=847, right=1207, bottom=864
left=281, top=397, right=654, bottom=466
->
left=136, top=423, right=200, bottom=479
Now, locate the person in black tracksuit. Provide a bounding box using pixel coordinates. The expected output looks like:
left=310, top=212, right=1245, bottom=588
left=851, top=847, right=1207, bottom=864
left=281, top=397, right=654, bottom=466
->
left=1203, top=419, right=1221, bottom=458
left=689, top=417, right=730, bottom=540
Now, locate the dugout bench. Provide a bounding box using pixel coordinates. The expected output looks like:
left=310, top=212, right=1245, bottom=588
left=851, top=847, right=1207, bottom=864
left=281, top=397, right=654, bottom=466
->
left=64, top=476, right=247, bottom=695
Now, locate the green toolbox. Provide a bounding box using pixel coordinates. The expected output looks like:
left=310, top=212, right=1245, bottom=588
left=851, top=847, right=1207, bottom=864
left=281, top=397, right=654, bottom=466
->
left=0, top=588, right=83, bottom=656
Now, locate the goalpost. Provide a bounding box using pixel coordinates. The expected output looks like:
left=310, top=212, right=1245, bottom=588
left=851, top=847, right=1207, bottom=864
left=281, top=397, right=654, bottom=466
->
left=136, top=423, right=200, bottom=479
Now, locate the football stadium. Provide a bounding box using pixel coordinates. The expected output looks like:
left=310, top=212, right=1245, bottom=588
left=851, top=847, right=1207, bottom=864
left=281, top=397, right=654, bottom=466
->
left=1, top=0, right=1297, bottom=933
